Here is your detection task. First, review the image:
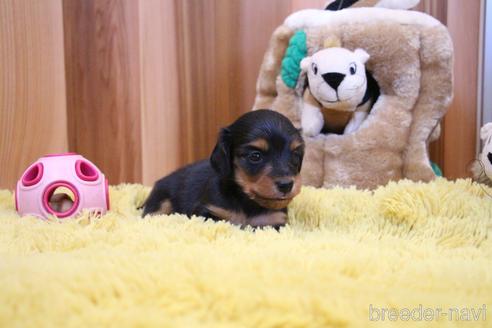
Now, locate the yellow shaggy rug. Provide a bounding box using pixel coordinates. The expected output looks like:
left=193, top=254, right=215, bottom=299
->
left=1, top=179, right=492, bottom=327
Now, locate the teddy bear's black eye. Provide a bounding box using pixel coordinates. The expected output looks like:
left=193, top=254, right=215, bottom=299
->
left=312, top=63, right=318, bottom=75
left=349, top=63, right=357, bottom=75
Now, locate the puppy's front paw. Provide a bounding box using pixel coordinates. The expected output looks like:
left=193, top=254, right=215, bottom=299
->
left=248, top=211, right=287, bottom=228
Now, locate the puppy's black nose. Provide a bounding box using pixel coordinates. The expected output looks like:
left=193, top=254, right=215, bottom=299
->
left=488, top=152, right=492, bottom=165
left=276, top=180, right=294, bottom=194
left=322, top=72, right=345, bottom=90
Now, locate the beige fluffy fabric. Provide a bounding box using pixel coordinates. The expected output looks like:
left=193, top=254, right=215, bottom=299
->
left=253, top=8, right=453, bottom=189
left=1, top=180, right=491, bottom=326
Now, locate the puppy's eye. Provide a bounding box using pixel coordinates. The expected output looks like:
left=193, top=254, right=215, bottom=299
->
left=248, top=151, right=263, bottom=163
left=312, top=63, right=318, bottom=75
left=349, top=63, right=357, bottom=75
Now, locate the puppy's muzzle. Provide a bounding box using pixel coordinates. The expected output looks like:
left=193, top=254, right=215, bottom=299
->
left=275, top=178, right=294, bottom=194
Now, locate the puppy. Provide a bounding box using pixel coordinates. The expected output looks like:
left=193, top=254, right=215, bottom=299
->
left=142, top=109, right=305, bottom=228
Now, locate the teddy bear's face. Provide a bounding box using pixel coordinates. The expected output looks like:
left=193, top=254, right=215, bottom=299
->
left=301, top=48, right=369, bottom=111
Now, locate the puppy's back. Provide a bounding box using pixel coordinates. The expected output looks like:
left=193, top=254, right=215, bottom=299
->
left=142, top=160, right=214, bottom=217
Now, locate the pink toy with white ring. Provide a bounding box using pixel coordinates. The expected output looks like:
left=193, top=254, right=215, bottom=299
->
left=15, top=153, right=110, bottom=219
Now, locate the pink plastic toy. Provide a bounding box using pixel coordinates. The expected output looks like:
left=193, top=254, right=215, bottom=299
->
left=15, top=153, right=110, bottom=219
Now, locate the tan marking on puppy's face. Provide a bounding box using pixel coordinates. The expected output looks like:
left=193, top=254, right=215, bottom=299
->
left=234, top=162, right=276, bottom=201
left=234, top=161, right=302, bottom=210
left=253, top=174, right=302, bottom=210
left=246, top=138, right=269, bottom=152
left=290, top=174, right=303, bottom=198
left=290, top=138, right=303, bottom=151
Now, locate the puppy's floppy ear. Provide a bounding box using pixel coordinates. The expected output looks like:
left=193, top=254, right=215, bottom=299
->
left=210, top=128, right=233, bottom=177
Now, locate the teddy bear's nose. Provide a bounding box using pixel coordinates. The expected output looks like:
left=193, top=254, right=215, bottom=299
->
left=322, top=72, right=345, bottom=90
left=487, top=152, right=492, bottom=165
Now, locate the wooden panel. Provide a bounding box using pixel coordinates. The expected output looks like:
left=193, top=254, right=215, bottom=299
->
left=137, top=0, right=321, bottom=183
left=175, top=0, right=218, bottom=164
left=415, top=0, right=481, bottom=178
left=138, top=0, right=181, bottom=184
left=0, top=0, right=67, bottom=190
left=2, top=0, right=478, bottom=187
left=238, top=0, right=297, bottom=112
left=444, top=0, right=481, bottom=178
left=414, top=0, right=447, bottom=23
left=175, top=0, right=292, bottom=164
left=415, top=0, right=448, bottom=171
left=63, top=0, right=142, bottom=184
left=291, top=0, right=326, bottom=11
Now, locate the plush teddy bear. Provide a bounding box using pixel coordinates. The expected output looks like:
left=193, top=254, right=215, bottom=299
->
left=471, top=122, right=492, bottom=187
left=300, top=46, right=379, bottom=136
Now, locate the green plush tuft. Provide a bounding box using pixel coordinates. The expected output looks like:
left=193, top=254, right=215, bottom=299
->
left=431, top=162, right=443, bottom=177
left=281, top=30, right=307, bottom=89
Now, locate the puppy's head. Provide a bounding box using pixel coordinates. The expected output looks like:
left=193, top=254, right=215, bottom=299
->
left=211, top=109, right=304, bottom=210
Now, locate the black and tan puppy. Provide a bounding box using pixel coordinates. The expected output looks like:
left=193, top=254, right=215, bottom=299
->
left=142, top=109, right=305, bottom=228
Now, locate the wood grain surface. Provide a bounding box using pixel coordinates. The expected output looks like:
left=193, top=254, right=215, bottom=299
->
left=0, top=0, right=483, bottom=188
left=415, top=0, right=448, bottom=172
left=174, top=0, right=290, bottom=164
left=0, top=0, right=67, bottom=189
left=443, top=0, right=481, bottom=178
left=138, top=0, right=181, bottom=184
left=63, top=0, right=143, bottom=184
left=415, top=0, right=480, bottom=178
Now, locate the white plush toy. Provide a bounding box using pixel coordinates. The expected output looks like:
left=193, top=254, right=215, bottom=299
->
left=325, top=0, right=420, bottom=11
left=300, top=46, right=377, bottom=136
left=472, top=122, right=492, bottom=186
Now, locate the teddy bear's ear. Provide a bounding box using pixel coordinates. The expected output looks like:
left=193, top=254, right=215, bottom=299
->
left=480, top=123, right=492, bottom=141
left=354, top=49, right=370, bottom=64
left=300, top=57, right=312, bottom=72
